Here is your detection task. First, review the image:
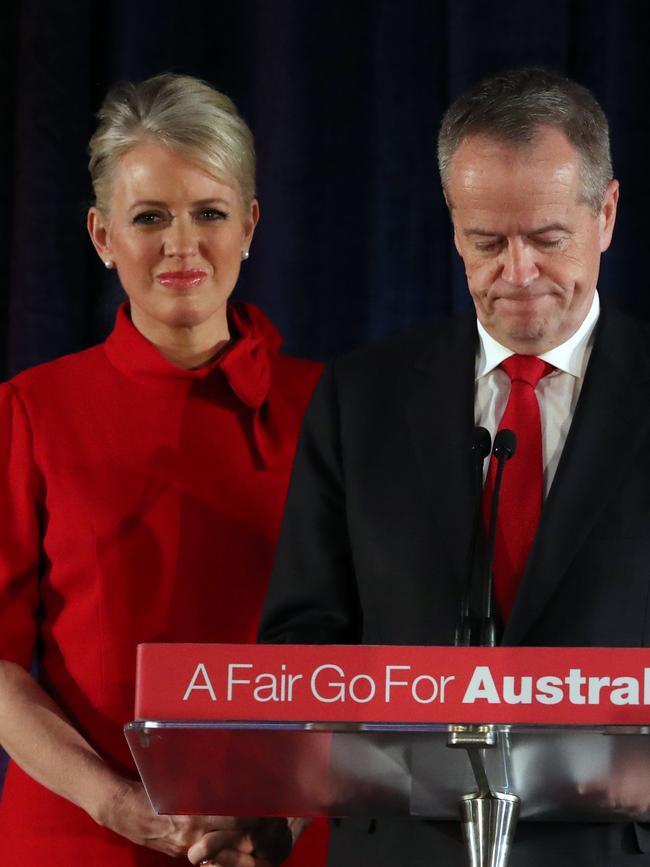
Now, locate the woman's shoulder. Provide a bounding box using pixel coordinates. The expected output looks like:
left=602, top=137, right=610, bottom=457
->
left=3, top=343, right=108, bottom=405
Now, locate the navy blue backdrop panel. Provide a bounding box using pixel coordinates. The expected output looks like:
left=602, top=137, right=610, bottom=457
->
left=1, top=0, right=650, bottom=793
left=3, top=0, right=650, bottom=381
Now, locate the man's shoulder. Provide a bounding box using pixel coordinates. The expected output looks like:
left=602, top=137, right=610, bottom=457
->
left=596, top=304, right=650, bottom=369
left=600, top=303, right=650, bottom=331
left=333, top=312, right=477, bottom=381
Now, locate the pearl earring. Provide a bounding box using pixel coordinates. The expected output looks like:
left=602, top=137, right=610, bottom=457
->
left=241, top=250, right=249, bottom=261
left=104, top=260, right=113, bottom=269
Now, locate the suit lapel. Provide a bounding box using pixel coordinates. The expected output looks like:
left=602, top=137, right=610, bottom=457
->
left=401, top=315, right=478, bottom=587
left=504, top=308, right=650, bottom=645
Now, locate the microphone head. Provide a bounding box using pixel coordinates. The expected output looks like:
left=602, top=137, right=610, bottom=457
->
left=472, top=426, right=492, bottom=459
left=493, top=428, right=517, bottom=460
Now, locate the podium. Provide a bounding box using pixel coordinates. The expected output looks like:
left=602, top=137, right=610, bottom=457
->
left=126, top=644, right=650, bottom=866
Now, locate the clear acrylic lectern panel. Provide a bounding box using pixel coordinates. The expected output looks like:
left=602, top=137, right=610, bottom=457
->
left=124, top=721, right=650, bottom=820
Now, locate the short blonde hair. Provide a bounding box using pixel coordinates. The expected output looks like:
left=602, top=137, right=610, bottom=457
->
left=89, top=73, right=256, bottom=212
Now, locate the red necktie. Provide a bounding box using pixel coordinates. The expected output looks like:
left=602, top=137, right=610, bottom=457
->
left=483, top=355, right=554, bottom=620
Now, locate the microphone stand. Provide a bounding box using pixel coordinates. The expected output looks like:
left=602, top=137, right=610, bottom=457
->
left=480, top=429, right=516, bottom=647
left=455, top=427, right=491, bottom=647
left=448, top=429, right=520, bottom=867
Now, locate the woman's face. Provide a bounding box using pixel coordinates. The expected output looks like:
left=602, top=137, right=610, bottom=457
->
left=88, top=141, right=258, bottom=341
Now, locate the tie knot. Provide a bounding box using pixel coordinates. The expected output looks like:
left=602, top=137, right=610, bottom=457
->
left=500, top=354, right=554, bottom=388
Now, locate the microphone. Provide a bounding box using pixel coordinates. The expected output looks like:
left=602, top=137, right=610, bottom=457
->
left=473, top=427, right=493, bottom=462
left=455, top=427, right=492, bottom=646
left=480, top=429, right=517, bottom=646
left=493, top=428, right=516, bottom=462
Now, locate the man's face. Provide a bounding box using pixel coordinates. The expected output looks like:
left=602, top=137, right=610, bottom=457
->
left=447, top=127, right=619, bottom=354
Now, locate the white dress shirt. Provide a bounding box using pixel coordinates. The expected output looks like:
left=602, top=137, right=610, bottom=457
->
left=475, top=291, right=600, bottom=495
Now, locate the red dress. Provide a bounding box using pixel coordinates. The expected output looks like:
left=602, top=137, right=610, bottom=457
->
left=0, top=303, right=328, bottom=866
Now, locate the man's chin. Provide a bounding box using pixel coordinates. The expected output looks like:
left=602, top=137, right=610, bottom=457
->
left=506, top=319, right=549, bottom=343
left=489, top=317, right=554, bottom=353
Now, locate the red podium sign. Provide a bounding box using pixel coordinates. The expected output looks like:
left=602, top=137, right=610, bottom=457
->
left=135, top=644, right=650, bottom=726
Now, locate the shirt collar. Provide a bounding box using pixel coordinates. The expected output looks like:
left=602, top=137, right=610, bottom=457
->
left=475, top=290, right=600, bottom=380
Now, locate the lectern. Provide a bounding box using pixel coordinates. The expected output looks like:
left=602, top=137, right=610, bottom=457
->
left=126, top=644, right=650, bottom=867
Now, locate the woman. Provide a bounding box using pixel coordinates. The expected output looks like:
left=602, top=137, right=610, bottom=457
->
left=0, top=74, right=326, bottom=866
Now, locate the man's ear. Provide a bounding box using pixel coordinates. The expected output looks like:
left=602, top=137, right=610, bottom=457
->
left=598, top=179, right=619, bottom=253
left=444, top=191, right=462, bottom=256
left=450, top=217, right=463, bottom=258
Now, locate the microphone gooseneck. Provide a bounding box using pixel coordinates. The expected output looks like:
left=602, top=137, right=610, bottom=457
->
left=455, top=427, right=492, bottom=647
left=480, top=428, right=517, bottom=646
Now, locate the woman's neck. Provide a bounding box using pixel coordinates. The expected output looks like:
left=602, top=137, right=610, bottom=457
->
left=153, top=338, right=231, bottom=369
left=130, top=304, right=232, bottom=370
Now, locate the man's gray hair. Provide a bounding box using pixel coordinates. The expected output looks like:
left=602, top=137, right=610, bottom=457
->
left=438, top=67, right=613, bottom=212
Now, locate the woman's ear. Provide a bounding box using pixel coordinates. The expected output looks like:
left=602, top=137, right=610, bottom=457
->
left=87, top=207, right=113, bottom=267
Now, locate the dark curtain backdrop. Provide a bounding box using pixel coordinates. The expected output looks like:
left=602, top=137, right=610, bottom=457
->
left=1, top=0, right=649, bottom=782
left=2, top=0, right=650, bottom=380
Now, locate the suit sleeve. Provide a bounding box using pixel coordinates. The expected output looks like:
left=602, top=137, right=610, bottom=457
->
left=0, top=383, right=43, bottom=669
left=259, top=361, right=362, bottom=644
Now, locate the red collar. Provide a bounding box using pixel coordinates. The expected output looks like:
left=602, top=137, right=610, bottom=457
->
left=103, top=302, right=293, bottom=468
left=103, top=302, right=282, bottom=410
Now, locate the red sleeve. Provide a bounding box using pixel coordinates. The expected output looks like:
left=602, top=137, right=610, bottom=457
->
left=0, top=383, right=43, bottom=669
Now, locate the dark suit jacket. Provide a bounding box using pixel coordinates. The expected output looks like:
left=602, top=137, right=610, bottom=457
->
left=260, top=305, right=650, bottom=866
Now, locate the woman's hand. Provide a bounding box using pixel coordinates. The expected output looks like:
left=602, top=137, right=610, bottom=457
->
left=0, top=661, right=232, bottom=858
left=187, top=818, right=293, bottom=866
left=98, top=778, right=251, bottom=859
left=0, top=662, right=297, bottom=862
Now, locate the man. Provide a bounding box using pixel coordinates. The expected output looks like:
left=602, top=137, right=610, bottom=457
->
left=257, top=68, right=650, bottom=866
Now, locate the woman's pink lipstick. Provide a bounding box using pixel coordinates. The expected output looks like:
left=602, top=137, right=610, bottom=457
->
left=157, top=270, right=207, bottom=289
